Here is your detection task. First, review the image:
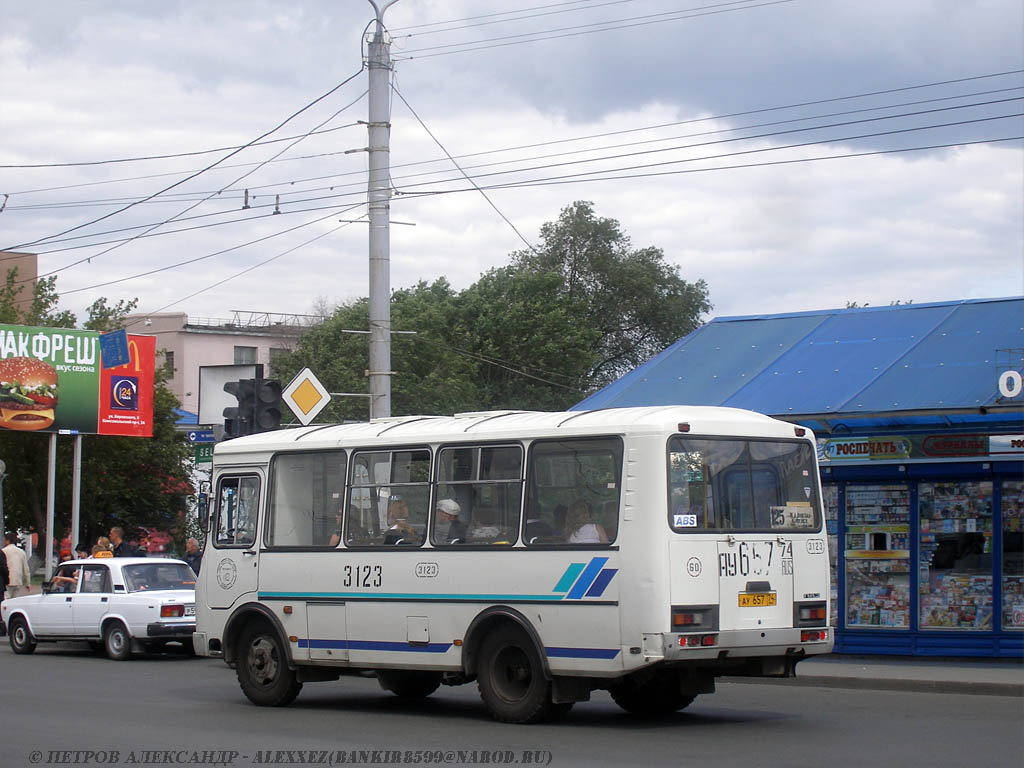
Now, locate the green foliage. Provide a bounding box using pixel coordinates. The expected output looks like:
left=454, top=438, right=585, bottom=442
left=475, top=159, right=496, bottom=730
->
left=279, top=201, right=712, bottom=417
left=0, top=271, right=189, bottom=550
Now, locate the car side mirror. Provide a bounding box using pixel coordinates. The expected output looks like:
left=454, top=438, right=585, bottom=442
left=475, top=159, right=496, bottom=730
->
left=41, top=581, right=53, bottom=594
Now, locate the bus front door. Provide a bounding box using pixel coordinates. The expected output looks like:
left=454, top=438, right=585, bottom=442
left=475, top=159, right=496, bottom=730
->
left=206, top=473, right=263, bottom=610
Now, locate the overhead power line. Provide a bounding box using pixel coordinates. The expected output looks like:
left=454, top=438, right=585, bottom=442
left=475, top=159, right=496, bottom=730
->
left=4, top=69, right=366, bottom=252
left=398, top=0, right=794, bottom=59
left=0, top=121, right=363, bottom=170
left=6, top=70, right=1016, bottom=204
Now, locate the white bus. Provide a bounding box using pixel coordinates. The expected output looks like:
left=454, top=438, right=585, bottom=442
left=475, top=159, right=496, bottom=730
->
left=194, top=406, right=832, bottom=722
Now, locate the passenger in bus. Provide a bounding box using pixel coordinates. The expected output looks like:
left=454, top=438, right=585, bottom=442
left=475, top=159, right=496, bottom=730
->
left=383, top=496, right=420, bottom=545
left=435, top=499, right=467, bottom=544
left=524, top=512, right=554, bottom=543
left=329, top=510, right=344, bottom=547
left=566, top=500, right=609, bottom=544
left=469, top=507, right=500, bottom=541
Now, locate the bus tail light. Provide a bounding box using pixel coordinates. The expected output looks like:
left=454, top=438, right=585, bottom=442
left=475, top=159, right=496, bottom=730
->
left=680, top=634, right=717, bottom=648
left=794, top=601, right=827, bottom=627
left=671, top=605, right=718, bottom=632
left=801, top=630, right=827, bottom=642
left=160, top=605, right=184, bottom=618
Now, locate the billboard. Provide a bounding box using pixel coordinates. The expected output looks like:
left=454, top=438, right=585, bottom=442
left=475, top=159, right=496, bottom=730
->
left=0, top=324, right=155, bottom=436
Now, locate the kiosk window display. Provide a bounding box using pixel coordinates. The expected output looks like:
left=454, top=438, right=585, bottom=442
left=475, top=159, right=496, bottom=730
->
left=919, top=481, right=993, bottom=630
left=823, top=483, right=839, bottom=627
left=845, top=484, right=911, bottom=628
left=1002, top=480, right=1024, bottom=631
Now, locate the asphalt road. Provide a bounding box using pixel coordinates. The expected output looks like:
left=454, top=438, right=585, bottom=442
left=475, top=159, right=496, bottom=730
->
left=2, top=643, right=1020, bottom=768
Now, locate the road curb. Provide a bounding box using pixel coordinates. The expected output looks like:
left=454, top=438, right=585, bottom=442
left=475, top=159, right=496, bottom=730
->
left=722, top=675, right=1024, bottom=697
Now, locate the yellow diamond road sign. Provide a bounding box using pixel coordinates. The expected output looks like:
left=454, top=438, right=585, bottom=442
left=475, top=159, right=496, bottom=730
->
left=282, top=367, right=331, bottom=425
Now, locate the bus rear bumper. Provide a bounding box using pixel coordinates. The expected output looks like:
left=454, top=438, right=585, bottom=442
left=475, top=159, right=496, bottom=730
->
left=659, top=627, right=833, bottom=663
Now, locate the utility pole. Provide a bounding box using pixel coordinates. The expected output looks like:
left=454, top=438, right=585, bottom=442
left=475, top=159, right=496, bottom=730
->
left=366, top=0, right=400, bottom=419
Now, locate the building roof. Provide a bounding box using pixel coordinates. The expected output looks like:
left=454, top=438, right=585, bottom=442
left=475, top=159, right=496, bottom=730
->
left=573, top=297, right=1024, bottom=434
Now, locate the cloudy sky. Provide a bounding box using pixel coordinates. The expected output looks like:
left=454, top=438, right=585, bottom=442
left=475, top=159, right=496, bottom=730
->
left=1, top=0, right=1021, bottom=332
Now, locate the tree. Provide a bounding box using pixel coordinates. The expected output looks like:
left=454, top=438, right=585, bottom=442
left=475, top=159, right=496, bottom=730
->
left=279, top=201, right=712, bottom=417
left=510, top=201, right=711, bottom=387
left=0, top=271, right=191, bottom=552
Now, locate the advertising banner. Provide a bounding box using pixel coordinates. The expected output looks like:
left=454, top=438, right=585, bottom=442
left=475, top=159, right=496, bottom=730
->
left=0, top=324, right=154, bottom=436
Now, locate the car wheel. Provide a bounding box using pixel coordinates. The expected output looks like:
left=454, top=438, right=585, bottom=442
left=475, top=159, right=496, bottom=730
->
left=377, top=670, right=442, bottom=699
left=9, top=616, right=37, bottom=655
left=103, top=620, right=133, bottom=661
left=609, top=672, right=696, bottom=716
left=477, top=625, right=555, bottom=723
left=236, top=621, right=302, bottom=707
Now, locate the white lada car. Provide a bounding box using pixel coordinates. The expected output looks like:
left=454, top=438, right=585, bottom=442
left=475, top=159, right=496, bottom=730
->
left=2, top=556, right=196, bottom=660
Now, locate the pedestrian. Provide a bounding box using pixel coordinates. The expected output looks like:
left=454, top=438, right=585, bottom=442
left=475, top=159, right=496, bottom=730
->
left=184, top=537, right=202, bottom=575
left=0, top=541, right=9, bottom=632
left=109, top=526, right=132, bottom=557
left=3, top=532, right=32, bottom=599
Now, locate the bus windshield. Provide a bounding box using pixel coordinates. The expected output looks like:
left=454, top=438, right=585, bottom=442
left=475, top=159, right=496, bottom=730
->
left=668, top=437, right=820, bottom=532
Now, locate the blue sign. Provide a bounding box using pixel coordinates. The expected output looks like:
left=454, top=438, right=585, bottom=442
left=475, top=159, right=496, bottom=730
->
left=187, top=430, right=216, bottom=443
left=99, top=329, right=131, bottom=369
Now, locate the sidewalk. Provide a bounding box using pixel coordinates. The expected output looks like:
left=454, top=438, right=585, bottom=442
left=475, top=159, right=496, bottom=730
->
left=726, top=655, right=1024, bottom=697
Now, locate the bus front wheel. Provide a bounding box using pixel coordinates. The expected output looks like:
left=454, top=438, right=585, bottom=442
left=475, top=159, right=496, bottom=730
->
left=477, top=625, right=555, bottom=724
left=609, top=672, right=696, bottom=716
left=236, top=621, right=302, bottom=707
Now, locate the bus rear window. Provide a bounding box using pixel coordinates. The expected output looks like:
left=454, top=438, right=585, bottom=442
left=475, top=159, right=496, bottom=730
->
left=668, top=437, right=820, bottom=532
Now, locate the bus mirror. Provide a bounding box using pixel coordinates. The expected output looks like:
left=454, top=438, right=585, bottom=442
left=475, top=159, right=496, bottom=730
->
left=197, top=492, right=209, bottom=534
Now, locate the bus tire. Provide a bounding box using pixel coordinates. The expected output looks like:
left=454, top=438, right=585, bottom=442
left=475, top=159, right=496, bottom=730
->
left=609, top=673, right=696, bottom=716
left=104, top=620, right=133, bottom=661
left=477, top=625, right=554, bottom=724
left=9, top=616, right=36, bottom=654
left=236, top=621, right=302, bottom=707
left=377, top=670, right=442, bottom=699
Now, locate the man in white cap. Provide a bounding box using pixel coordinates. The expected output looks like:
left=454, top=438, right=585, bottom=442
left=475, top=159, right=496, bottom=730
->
left=436, top=499, right=467, bottom=544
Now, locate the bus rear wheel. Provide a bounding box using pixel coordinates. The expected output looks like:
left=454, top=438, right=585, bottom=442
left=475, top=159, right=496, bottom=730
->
left=609, top=672, right=696, bottom=716
left=236, top=622, right=302, bottom=707
left=377, top=670, right=442, bottom=699
left=477, top=625, right=554, bottom=724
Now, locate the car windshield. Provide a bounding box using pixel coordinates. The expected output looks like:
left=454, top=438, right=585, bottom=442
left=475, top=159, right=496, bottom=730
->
left=122, top=563, right=196, bottom=592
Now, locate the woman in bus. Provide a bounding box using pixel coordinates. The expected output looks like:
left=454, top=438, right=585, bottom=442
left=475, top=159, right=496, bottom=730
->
left=566, top=499, right=609, bottom=544
left=383, top=495, right=421, bottom=545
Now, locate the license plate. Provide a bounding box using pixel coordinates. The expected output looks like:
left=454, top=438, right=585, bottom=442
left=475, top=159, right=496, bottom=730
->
left=738, top=592, right=777, bottom=607
left=184, top=605, right=196, bottom=616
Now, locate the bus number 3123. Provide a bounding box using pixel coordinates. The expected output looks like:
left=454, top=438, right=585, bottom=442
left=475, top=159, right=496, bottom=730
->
left=342, top=564, right=382, bottom=588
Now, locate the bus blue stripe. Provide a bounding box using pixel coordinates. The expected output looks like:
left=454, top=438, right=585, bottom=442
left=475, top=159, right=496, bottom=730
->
left=566, top=557, right=609, bottom=600
left=552, top=563, right=586, bottom=593
left=584, top=568, right=617, bottom=598
left=259, top=591, right=565, bottom=601
left=298, top=638, right=452, bottom=653
left=545, top=646, right=620, bottom=660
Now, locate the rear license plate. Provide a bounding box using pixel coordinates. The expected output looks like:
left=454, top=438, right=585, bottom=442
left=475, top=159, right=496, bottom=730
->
left=184, top=605, right=196, bottom=616
left=738, top=592, right=777, bottom=607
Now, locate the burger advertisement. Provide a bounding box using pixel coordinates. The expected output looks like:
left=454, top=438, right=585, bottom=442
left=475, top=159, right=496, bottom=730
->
left=0, top=324, right=155, bottom=437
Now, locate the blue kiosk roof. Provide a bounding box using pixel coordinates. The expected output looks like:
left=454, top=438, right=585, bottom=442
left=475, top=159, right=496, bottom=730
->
left=574, top=297, right=1024, bottom=434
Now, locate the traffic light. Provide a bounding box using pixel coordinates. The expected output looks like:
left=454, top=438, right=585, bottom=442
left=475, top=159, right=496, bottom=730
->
left=223, top=378, right=256, bottom=439
left=253, top=378, right=283, bottom=433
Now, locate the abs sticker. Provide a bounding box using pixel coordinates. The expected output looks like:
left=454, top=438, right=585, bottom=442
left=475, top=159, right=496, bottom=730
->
left=674, top=514, right=698, bottom=528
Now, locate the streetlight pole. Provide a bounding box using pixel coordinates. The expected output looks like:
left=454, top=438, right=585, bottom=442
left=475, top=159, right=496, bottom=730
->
left=366, top=0, right=400, bottom=420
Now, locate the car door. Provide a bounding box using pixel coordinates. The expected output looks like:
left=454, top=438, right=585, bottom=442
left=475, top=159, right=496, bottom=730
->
left=32, top=564, right=80, bottom=635
left=73, top=564, right=113, bottom=637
